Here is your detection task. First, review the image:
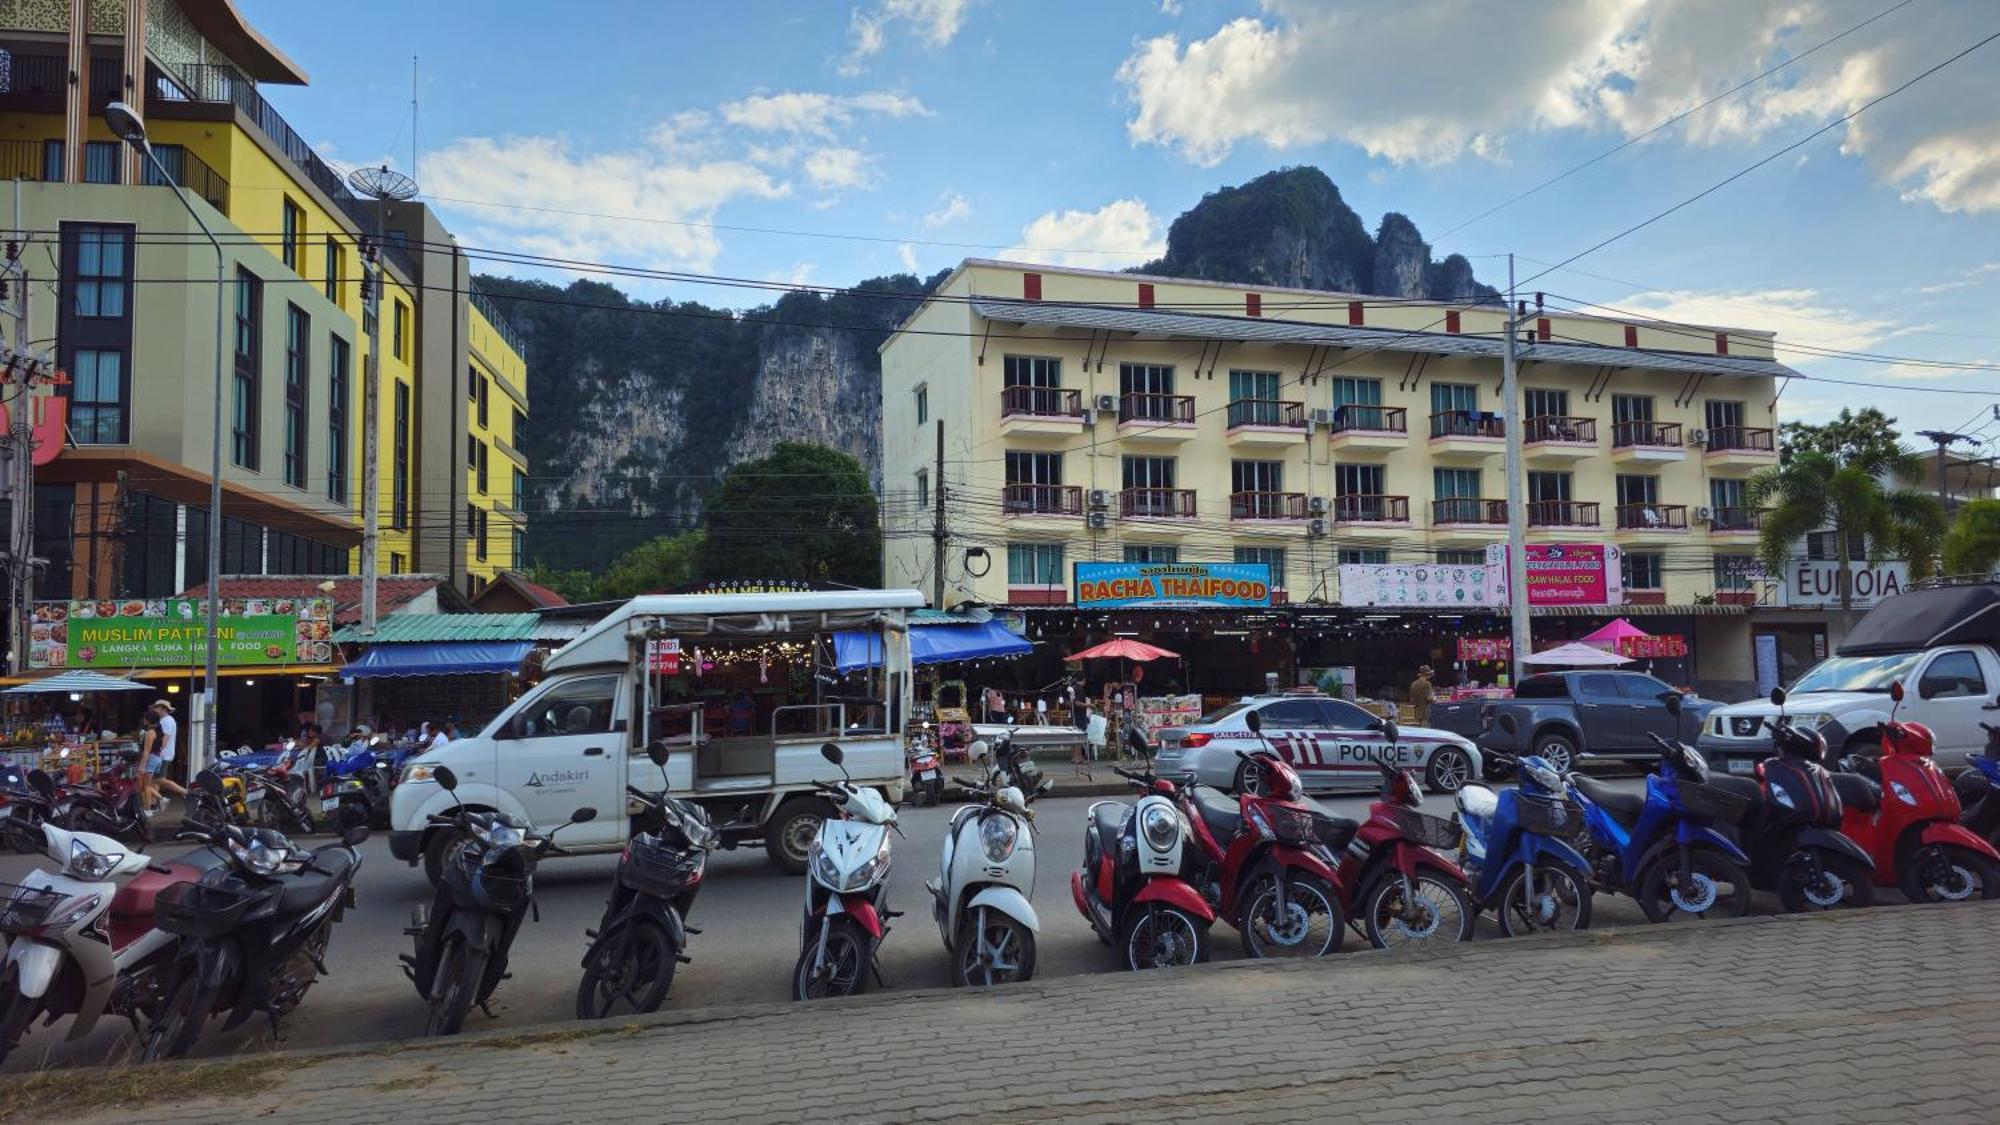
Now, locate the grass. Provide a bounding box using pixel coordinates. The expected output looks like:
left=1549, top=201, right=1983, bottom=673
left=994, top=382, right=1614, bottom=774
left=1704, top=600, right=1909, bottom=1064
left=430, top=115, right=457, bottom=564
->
left=0, top=1056, right=283, bottom=1120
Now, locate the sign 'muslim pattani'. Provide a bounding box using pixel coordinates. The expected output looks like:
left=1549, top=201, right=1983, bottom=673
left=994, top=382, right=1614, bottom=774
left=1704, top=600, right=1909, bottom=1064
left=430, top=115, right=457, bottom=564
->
left=28, top=598, right=336, bottom=669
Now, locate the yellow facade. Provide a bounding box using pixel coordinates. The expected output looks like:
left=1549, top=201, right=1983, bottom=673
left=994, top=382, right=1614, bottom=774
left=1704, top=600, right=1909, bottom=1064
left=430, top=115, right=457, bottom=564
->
left=466, top=299, right=529, bottom=586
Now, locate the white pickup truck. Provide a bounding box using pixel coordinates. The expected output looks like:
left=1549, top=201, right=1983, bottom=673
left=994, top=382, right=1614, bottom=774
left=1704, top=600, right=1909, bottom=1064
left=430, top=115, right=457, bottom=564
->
left=389, top=589, right=921, bottom=881
left=1699, top=583, right=2000, bottom=775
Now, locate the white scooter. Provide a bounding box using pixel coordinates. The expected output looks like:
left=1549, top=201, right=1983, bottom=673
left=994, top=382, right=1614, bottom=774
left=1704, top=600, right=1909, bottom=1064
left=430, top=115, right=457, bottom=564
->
left=793, top=743, right=900, bottom=1001
left=0, top=811, right=217, bottom=1066
left=928, top=739, right=1051, bottom=987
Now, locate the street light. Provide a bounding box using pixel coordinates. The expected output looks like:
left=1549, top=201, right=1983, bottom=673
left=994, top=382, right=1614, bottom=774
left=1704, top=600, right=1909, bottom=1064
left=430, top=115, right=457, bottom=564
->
left=107, top=100, right=225, bottom=776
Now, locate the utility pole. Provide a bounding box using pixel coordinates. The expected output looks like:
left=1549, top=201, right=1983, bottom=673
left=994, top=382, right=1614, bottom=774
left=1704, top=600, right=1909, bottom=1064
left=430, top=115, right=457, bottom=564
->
left=1502, top=254, right=1532, bottom=686
left=5, top=228, right=32, bottom=676
left=931, top=419, right=945, bottom=609
left=347, top=167, right=418, bottom=635
left=1916, top=429, right=1974, bottom=509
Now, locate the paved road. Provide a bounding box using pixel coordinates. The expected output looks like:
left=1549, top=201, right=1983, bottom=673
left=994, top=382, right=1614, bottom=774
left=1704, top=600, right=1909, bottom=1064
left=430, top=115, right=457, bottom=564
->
left=5, top=779, right=1679, bottom=1072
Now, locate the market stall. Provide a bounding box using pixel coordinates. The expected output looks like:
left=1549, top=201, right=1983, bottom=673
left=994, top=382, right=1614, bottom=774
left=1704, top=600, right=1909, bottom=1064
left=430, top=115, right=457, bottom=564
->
left=1, top=669, right=151, bottom=782
left=334, top=613, right=545, bottom=736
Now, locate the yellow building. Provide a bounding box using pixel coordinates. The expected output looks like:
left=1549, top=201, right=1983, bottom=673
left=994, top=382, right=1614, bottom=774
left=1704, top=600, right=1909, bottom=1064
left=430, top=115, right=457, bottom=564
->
left=881, top=260, right=1799, bottom=695
left=0, top=0, right=528, bottom=600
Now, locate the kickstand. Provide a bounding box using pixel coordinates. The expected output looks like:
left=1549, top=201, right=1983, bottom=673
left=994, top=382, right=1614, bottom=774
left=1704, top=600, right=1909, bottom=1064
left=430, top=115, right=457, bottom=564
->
left=478, top=1000, right=499, bottom=1019
left=870, top=959, right=891, bottom=989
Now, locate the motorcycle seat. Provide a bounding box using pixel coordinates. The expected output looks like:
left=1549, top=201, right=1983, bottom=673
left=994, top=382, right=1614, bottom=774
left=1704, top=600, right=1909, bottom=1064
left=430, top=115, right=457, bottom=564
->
left=1190, top=787, right=1242, bottom=841
left=1831, top=772, right=1882, bottom=814
left=1954, top=769, right=1991, bottom=802
left=1314, top=813, right=1360, bottom=850
left=1572, top=774, right=1643, bottom=825
left=1704, top=774, right=1766, bottom=821
left=277, top=847, right=357, bottom=915
left=1092, top=802, right=1129, bottom=859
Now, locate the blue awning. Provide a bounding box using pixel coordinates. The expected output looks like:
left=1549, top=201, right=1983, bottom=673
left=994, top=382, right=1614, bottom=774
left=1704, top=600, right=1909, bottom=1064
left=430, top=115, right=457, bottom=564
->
left=833, top=620, right=1031, bottom=673
left=341, top=641, right=535, bottom=679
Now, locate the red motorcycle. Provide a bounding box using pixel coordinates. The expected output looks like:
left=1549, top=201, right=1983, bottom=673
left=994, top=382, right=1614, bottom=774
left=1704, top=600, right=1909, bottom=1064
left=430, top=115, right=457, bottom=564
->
left=1329, top=720, right=1476, bottom=948
left=54, top=746, right=152, bottom=848
left=1831, top=681, right=2000, bottom=902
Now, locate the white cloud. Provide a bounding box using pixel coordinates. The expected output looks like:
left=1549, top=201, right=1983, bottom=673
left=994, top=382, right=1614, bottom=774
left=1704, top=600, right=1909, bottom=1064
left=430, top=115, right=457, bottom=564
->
left=719, top=90, right=929, bottom=138
left=803, top=146, right=872, bottom=189
left=1610, top=287, right=1899, bottom=359
left=1159, top=0, right=1182, bottom=15
left=764, top=262, right=818, bottom=288
left=898, top=243, right=920, bottom=272
left=841, top=0, right=971, bottom=74
left=922, top=190, right=971, bottom=228
left=1002, top=199, right=1165, bottom=269
left=1919, top=262, right=2000, bottom=295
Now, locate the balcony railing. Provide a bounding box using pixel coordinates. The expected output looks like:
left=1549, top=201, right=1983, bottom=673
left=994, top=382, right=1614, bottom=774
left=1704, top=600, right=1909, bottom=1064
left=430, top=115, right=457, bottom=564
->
left=1226, top=399, right=1304, bottom=429
left=1229, top=491, right=1306, bottom=520
left=1430, top=410, right=1504, bottom=439
left=1330, top=405, right=1407, bottom=433
left=1616, top=503, right=1689, bottom=530
left=1708, top=426, right=1775, bottom=452
left=0, top=53, right=69, bottom=100
left=1002, top=483, right=1082, bottom=516
left=1433, top=498, right=1509, bottom=525
left=1612, top=420, right=1683, bottom=448
left=1524, top=415, right=1596, bottom=444
left=471, top=283, right=529, bottom=360
left=142, top=144, right=230, bottom=212
left=1119, top=393, right=1195, bottom=424
left=1528, top=500, right=1601, bottom=527
left=1121, top=488, right=1196, bottom=519
left=0, top=140, right=49, bottom=183
left=1000, top=385, right=1082, bottom=419
left=1711, top=506, right=1766, bottom=531
left=1335, top=494, right=1410, bottom=523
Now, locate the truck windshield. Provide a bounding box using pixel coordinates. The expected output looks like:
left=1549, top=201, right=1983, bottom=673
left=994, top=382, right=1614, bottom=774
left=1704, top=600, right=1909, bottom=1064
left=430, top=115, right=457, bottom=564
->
left=1789, top=652, right=1923, bottom=694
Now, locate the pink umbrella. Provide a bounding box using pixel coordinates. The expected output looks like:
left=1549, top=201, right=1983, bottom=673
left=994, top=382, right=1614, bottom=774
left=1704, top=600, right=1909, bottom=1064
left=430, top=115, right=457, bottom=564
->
left=1064, top=639, right=1181, bottom=663
left=1580, top=618, right=1650, bottom=649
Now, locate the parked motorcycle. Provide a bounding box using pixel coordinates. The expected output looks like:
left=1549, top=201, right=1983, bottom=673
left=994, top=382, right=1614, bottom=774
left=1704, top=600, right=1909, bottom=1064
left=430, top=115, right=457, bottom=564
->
left=245, top=755, right=318, bottom=837
left=1708, top=690, right=1874, bottom=912
left=576, top=741, right=714, bottom=1019
left=54, top=746, right=153, bottom=848
left=139, top=770, right=368, bottom=1061
left=1956, top=705, right=2000, bottom=845
left=1456, top=731, right=1594, bottom=936
left=1326, top=723, right=1477, bottom=948
left=929, top=740, right=1049, bottom=986
left=0, top=821, right=224, bottom=1066
left=907, top=724, right=945, bottom=808
left=1070, top=762, right=1217, bottom=971
left=1565, top=729, right=1755, bottom=922
left=401, top=764, right=594, bottom=1035
left=318, top=748, right=396, bottom=828
left=0, top=766, right=57, bottom=854
left=1831, top=680, right=2000, bottom=902
left=794, top=743, right=900, bottom=1000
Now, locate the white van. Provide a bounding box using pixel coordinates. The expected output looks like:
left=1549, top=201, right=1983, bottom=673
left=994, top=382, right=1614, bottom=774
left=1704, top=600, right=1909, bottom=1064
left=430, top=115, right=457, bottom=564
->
left=388, top=588, right=922, bottom=880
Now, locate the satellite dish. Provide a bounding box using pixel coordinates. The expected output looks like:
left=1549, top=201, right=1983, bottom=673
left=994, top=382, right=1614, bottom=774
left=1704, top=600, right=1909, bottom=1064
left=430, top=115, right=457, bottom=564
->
left=346, top=164, right=418, bottom=202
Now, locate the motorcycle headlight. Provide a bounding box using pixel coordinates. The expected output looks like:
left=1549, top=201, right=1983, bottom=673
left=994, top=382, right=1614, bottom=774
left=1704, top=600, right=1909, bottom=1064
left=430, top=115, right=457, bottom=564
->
left=401, top=764, right=437, bottom=784
left=1525, top=763, right=1563, bottom=792
left=847, top=833, right=894, bottom=891
left=232, top=837, right=290, bottom=876
left=1244, top=804, right=1275, bottom=842
left=810, top=843, right=841, bottom=889
left=1891, top=780, right=1917, bottom=806
left=68, top=838, right=122, bottom=880
left=979, top=814, right=1018, bottom=863
left=1140, top=803, right=1179, bottom=852
left=476, top=821, right=524, bottom=850
left=50, top=893, right=104, bottom=929
left=1771, top=786, right=1796, bottom=810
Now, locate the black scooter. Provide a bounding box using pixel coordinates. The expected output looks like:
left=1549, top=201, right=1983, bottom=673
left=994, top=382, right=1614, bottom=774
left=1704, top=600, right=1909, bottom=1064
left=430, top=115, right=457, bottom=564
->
left=575, top=740, right=714, bottom=1019
left=0, top=767, right=57, bottom=854
left=401, top=765, right=594, bottom=1036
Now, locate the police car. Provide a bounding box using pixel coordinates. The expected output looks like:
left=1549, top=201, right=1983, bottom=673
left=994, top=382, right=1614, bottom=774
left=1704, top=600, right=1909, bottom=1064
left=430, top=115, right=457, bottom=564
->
left=1151, top=690, right=1482, bottom=794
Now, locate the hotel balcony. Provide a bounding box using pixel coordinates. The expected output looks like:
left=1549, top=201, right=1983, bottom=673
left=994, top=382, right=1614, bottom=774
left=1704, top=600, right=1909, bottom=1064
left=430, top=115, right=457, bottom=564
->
left=1430, top=498, right=1510, bottom=543
left=1707, top=506, right=1767, bottom=539
left=1527, top=500, right=1601, bottom=529
left=1522, top=415, right=1598, bottom=464
left=1610, top=420, right=1688, bottom=464
left=1428, top=410, right=1505, bottom=463
left=1334, top=494, right=1411, bottom=539
left=1229, top=491, right=1308, bottom=521
left=1001, top=484, right=1083, bottom=523
left=1704, top=426, right=1778, bottom=469
left=1613, top=503, right=1690, bottom=538
left=1225, top=399, right=1307, bottom=449
left=999, top=385, right=1085, bottom=439
left=1116, top=393, right=1198, bottom=444
left=1324, top=405, right=1409, bottom=454
left=1119, top=488, right=1197, bottom=522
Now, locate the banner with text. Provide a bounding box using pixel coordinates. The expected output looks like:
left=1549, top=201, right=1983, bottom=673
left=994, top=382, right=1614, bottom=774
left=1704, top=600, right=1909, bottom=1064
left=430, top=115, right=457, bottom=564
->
left=1073, top=561, right=1272, bottom=609
left=1782, top=560, right=1908, bottom=608
left=28, top=597, right=336, bottom=669
left=1338, top=543, right=1622, bottom=608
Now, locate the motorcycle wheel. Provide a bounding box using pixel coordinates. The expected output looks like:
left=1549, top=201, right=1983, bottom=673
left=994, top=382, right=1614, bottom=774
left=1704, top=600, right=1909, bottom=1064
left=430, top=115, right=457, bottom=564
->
left=1898, top=844, right=2000, bottom=904
left=425, top=935, right=485, bottom=1037
left=793, top=916, right=869, bottom=1001
left=575, top=922, right=678, bottom=1019
left=1635, top=848, right=1752, bottom=922
left=1362, top=872, right=1475, bottom=948
left=1239, top=874, right=1343, bottom=959
left=0, top=964, right=42, bottom=1069
left=951, top=906, right=1037, bottom=987
left=1778, top=852, right=1874, bottom=912
left=140, top=968, right=214, bottom=1062
left=1121, top=904, right=1209, bottom=971
left=1496, top=864, right=1593, bottom=937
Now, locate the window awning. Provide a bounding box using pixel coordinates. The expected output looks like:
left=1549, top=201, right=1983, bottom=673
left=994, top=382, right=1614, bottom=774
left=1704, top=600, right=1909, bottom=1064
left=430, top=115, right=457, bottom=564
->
left=833, top=620, right=1030, bottom=673
left=341, top=641, right=535, bottom=679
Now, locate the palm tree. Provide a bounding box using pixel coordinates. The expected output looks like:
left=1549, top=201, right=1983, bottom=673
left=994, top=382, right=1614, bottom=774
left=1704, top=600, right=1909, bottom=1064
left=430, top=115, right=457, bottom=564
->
left=1747, top=447, right=1945, bottom=612
left=1942, top=498, right=2000, bottom=578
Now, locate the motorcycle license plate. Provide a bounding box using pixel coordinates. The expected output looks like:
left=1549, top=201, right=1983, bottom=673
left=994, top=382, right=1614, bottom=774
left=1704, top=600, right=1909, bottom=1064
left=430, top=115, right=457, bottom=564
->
left=320, top=796, right=343, bottom=813
left=1726, top=759, right=1755, bottom=775
left=245, top=789, right=265, bottom=803
left=920, top=769, right=938, bottom=780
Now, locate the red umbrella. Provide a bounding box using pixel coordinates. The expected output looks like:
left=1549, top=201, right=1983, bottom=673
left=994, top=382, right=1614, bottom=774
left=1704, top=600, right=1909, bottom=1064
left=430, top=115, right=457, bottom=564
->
left=1064, top=638, right=1180, bottom=662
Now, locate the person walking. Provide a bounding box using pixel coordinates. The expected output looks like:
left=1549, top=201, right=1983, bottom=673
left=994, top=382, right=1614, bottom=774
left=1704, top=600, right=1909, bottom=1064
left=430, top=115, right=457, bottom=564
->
left=135, top=710, right=161, bottom=816
left=1071, top=701, right=1096, bottom=780
left=1409, top=665, right=1436, bottom=727
left=147, top=699, right=188, bottom=809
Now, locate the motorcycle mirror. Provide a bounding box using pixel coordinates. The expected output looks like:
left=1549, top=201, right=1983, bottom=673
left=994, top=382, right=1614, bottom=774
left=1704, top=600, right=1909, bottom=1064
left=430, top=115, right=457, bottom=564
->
left=195, top=769, right=224, bottom=797
left=1245, top=710, right=1263, bottom=734
left=27, top=769, right=55, bottom=800
left=1663, top=692, right=1682, bottom=717
left=1890, top=681, right=1905, bottom=704
left=820, top=742, right=845, bottom=766
left=335, top=802, right=368, bottom=832
left=1496, top=713, right=1519, bottom=736
left=432, top=765, right=459, bottom=792
left=968, top=740, right=989, bottom=761
left=571, top=807, right=598, bottom=824
left=340, top=824, right=371, bottom=847
left=646, top=739, right=671, bottom=767
left=1770, top=687, right=1787, bottom=707
left=1379, top=719, right=1400, bottom=745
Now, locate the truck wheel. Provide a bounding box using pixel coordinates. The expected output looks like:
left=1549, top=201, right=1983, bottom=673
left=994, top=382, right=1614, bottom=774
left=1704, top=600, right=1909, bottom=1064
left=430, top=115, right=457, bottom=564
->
left=766, top=797, right=834, bottom=875
left=1532, top=733, right=1577, bottom=774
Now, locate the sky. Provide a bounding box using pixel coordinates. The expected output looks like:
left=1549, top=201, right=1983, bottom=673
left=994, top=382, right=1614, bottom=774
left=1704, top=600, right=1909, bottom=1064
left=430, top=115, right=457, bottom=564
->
left=237, top=0, right=2000, bottom=440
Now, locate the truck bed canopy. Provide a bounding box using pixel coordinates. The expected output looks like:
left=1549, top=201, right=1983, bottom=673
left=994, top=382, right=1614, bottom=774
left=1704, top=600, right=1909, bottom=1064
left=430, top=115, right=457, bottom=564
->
left=1837, top=583, right=2000, bottom=656
left=546, top=589, right=926, bottom=673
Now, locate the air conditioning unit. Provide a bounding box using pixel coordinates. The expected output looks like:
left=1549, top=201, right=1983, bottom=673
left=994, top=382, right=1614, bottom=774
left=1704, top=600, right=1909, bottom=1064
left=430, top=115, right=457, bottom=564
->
left=1081, top=408, right=1098, bottom=427
left=1695, top=506, right=1714, bottom=522
left=1309, top=407, right=1338, bottom=430
left=1086, top=512, right=1109, bottom=531
left=1307, top=518, right=1328, bottom=537
left=1689, top=428, right=1710, bottom=446
left=1088, top=489, right=1111, bottom=510
left=1095, top=393, right=1118, bottom=413
left=1307, top=496, right=1328, bottom=516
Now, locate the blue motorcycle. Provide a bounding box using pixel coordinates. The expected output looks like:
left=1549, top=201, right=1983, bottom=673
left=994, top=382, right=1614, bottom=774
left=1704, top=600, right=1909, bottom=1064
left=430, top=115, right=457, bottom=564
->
left=1956, top=715, right=2000, bottom=847
left=1454, top=752, right=1594, bottom=936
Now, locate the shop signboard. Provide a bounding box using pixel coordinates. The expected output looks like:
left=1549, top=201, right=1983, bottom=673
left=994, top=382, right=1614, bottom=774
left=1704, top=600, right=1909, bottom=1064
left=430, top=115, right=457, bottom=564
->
left=27, top=597, right=336, bottom=669
left=1489, top=543, right=1625, bottom=607
left=1337, top=560, right=1492, bottom=608
left=1072, top=561, right=1271, bottom=609
left=1337, top=543, right=1622, bottom=608
left=1782, top=560, right=1908, bottom=608
left=647, top=638, right=682, bottom=674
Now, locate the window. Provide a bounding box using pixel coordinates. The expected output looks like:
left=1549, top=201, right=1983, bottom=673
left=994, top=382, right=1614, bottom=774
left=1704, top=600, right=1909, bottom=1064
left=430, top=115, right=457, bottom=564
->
left=1233, top=460, right=1285, bottom=494
left=1004, top=451, right=1062, bottom=486
left=1001, top=355, right=1059, bottom=387
left=222, top=516, right=262, bottom=574
left=512, top=407, right=526, bottom=444
left=512, top=674, right=619, bottom=738
left=392, top=381, right=411, bottom=529
left=1615, top=474, right=1658, bottom=506
left=476, top=441, right=489, bottom=494
left=468, top=365, right=490, bottom=428
left=1523, top=388, right=1569, bottom=418
left=281, top=198, right=303, bottom=271
left=1122, top=457, right=1176, bottom=490
left=1321, top=698, right=1378, bottom=731
left=1333, top=463, right=1382, bottom=496
left=512, top=468, right=527, bottom=511
left=1623, top=551, right=1663, bottom=590
left=69, top=224, right=129, bottom=318
left=915, top=469, right=929, bottom=508
left=1616, top=675, right=1676, bottom=702
left=1007, top=543, right=1064, bottom=586
left=120, top=491, right=180, bottom=597
left=1339, top=548, right=1388, bottom=564
left=392, top=300, right=409, bottom=361
left=324, top=236, right=341, bottom=302
left=282, top=305, right=309, bottom=488
left=1711, top=478, right=1745, bottom=511
left=1527, top=472, right=1572, bottom=503
left=1431, top=382, right=1478, bottom=414
left=1611, top=394, right=1654, bottom=423
left=1433, top=468, right=1480, bottom=499
left=1123, top=545, right=1180, bottom=563
left=1806, top=531, right=1865, bottom=562
left=1228, top=370, right=1281, bottom=401
left=474, top=506, right=488, bottom=561
left=1332, top=378, right=1382, bottom=407
left=68, top=349, right=125, bottom=443
left=1257, top=699, right=1327, bottom=730
left=512, top=529, right=526, bottom=566
left=389, top=552, right=405, bottom=575
left=1706, top=400, right=1745, bottom=431
left=327, top=335, right=350, bottom=503
left=82, top=140, right=118, bottom=183
left=914, top=384, right=928, bottom=425
left=1575, top=674, right=1626, bottom=701
left=232, top=269, right=262, bottom=470
left=1920, top=651, right=1987, bottom=699
left=1234, top=547, right=1285, bottom=588
left=1437, top=550, right=1484, bottom=565
left=1714, top=554, right=1755, bottom=592
left=1119, top=363, right=1173, bottom=396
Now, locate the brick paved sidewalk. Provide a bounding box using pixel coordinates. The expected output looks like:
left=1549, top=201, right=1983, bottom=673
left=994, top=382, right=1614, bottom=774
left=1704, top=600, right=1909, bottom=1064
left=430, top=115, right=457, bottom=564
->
left=25, top=902, right=2000, bottom=1124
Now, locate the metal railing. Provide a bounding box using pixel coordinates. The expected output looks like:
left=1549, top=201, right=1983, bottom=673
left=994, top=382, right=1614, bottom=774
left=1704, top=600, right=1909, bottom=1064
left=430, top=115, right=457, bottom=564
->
left=1527, top=501, right=1601, bottom=527
left=1433, top=498, right=1509, bottom=525
left=0, top=140, right=49, bottom=182
left=1229, top=491, right=1307, bottom=520
left=1120, top=488, right=1196, bottom=519
left=1708, top=426, right=1775, bottom=452
left=1710, top=506, right=1766, bottom=531
left=1523, top=415, right=1597, bottom=444
left=1612, top=420, right=1683, bottom=448
left=1226, top=399, right=1304, bottom=428
left=1001, top=385, right=1082, bottom=418
left=1118, top=392, right=1194, bottom=424
left=1616, top=503, right=1689, bottom=530
left=142, top=144, right=230, bottom=212
left=1002, top=483, right=1082, bottom=516
left=1330, top=405, right=1407, bottom=433
left=1430, top=410, right=1504, bottom=439
left=1334, top=494, right=1410, bottom=523
left=471, top=283, right=528, bottom=359
left=0, top=53, right=68, bottom=99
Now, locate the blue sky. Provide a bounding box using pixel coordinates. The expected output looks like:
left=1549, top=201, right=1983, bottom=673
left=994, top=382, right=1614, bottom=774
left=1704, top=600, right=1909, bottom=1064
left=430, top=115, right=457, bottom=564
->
left=238, top=0, right=2000, bottom=438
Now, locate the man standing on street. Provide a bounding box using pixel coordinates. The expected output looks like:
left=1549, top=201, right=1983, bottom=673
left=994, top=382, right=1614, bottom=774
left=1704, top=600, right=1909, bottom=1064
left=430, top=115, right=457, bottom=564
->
left=149, top=699, right=188, bottom=810
left=1409, top=665, right=1436, bottom=727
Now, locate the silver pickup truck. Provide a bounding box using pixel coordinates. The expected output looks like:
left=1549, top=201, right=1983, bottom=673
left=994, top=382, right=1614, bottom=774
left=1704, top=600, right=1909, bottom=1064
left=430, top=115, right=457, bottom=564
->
left=1429, top=670, right=1719, bottom=774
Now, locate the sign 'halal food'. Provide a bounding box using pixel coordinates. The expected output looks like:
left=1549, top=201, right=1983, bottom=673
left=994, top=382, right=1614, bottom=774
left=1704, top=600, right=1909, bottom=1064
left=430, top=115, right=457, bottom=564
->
left=27, top=597, right=337, bottom=669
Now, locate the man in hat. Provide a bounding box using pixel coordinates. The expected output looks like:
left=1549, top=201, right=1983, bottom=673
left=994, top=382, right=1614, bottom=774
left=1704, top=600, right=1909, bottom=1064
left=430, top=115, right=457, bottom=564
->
left=148, top=698, right=187, bottom=810
left=1409, top=665, right=1436, bottom=727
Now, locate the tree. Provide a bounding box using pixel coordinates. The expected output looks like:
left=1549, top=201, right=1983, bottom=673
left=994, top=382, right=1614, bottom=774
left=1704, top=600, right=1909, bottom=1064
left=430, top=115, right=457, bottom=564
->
left=700, top=443, right=881, bottom=586
left=527, top=565, right=601, bottom=603
left=1778, top=407, right=1905, bottom=464
left=1942, top=499, right=2000, bottom=578
left=596, top=531, right=706, bottom=600
left=1748, top=444, right=1945, bottom=611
